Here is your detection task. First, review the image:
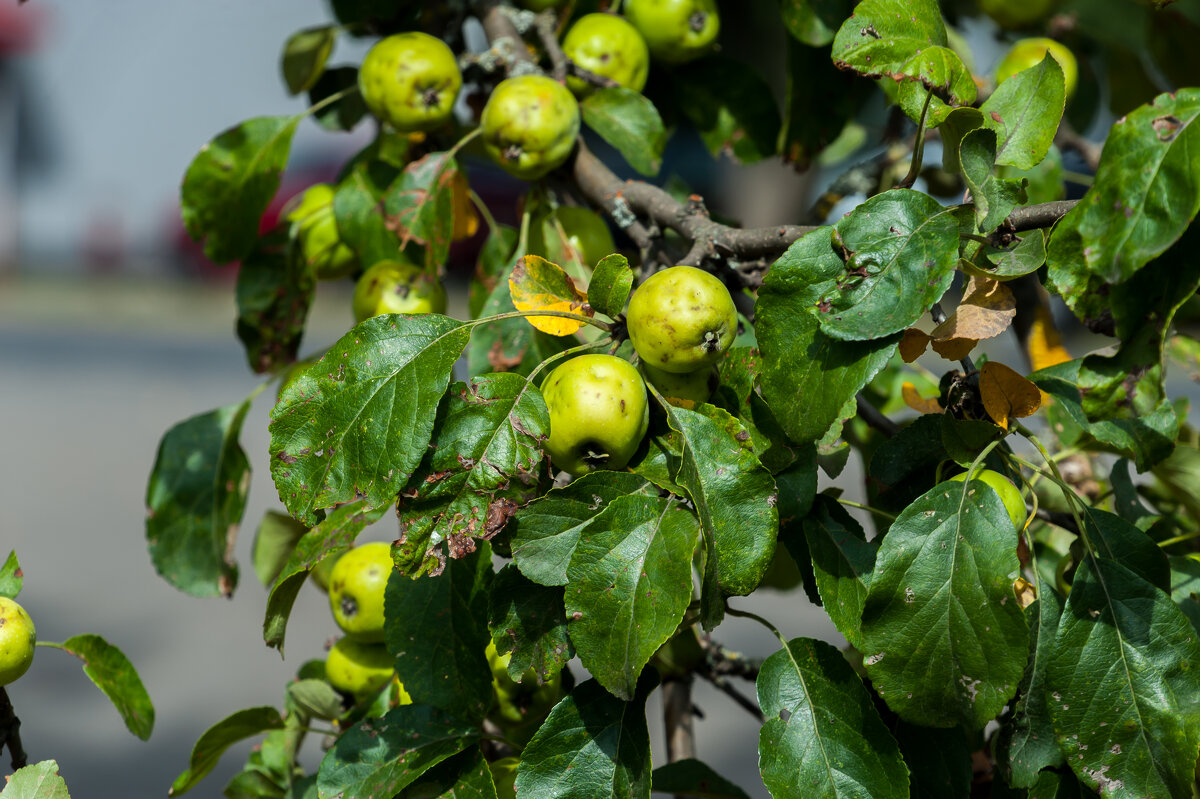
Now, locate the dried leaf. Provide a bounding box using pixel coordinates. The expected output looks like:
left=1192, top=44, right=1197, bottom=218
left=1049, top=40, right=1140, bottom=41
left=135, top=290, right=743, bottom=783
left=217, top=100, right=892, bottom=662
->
left=899, top=328, right=931, bottom=362
left=979, top=360, right=1041, bottom=430
left=931, top=276, right=1016, bottom=342
left=902, top=381, right=943, bottom=414
left=930, top=337, right=977, bottom=360
left=1025, top=303, right=1072, bottom=372
left=1014, top=577, right=1037, bottom=609
left=508, top=255, right=592, bottom=336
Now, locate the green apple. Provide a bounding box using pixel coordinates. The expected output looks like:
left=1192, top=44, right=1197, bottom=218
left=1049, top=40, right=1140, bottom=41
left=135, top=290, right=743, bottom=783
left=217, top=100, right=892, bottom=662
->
left=627, top=265, right=738, bottom=373
left=309, top=551, right=339, bottom=593
left=541, top=206, right=616, bottom=270
left=0, top=598, right=35, bottom=686
left=950, top=469, right=1027, bottom=533
left=640, top=362, right=716, bottom=409
left=625, top=0, right=720, bottom=64
left=328, top=542, right=393, bottom=643
left=481, top=75, right=580, bottom=180
left=325, top=637, right=397, bottom=700
left=488, top=756, right=519, bottom=799
left=978, top=0, right=1058, bottom=30
left=286, top=184, right=358, bottom=280
left=358, top=32, right=462, bottom=132
left=995, top=37, right=1077, bottom=99
left=541, top=354, right=649, bottom=474
left=352, top=260, right=447, bottom=322
left=562, top=14, right=650, bottom=96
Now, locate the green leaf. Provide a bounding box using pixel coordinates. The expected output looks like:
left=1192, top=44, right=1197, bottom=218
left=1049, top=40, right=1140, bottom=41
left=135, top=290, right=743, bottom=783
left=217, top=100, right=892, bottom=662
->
left=235, top=233, right=314, bottom=375
left=281, top=25, right=336, bottom=95
left=316, top=705, right=479, bottom=798
left=756, top=227, right=900, bottom=443
left=861, top=479, right=1029, bottom=728
left=778, top=37, right=869, bottom=170
left=393, top=373, right=548, bottom=573
left=868, top=414, right=951, bottom=513
left=580, top=88, right=666, bottom=176
left=1046, top=557, right=1200, bottom=798
left=383, top=152, right=458, bottom=271
left=0, top=761, right=71, bottom=799
left=510, top=471, right=654, bottom=587
left=0, top=550, right=22, bottom=599
left=994, top=590, right=1066, bottom=788
left=663, top=404, right=777, bottom=628
left=1079, top=507, right=1169, bottom=591
left=1046, top=89, right=1200, bottom=285
left=802, top=495, right=876, bottom=650
left=587, top=254, right=634, bottom=319
left=252, top=510, right=309, bottom=589
left=779, top=0, right=853, bottom=46
left=263, top=500, right=388, bottom=652
left=488, top=564, right=574, bottom=684
left=383, top=545, right=494, bottom=721
left=818, top=190, right=960, bottom=341
left=181, top=116, right=299, bottom=264
left=565, top=494, right=699, bottom=700
left=982, top=54, right=1067, bottom=170
left=757, top=637, right=909, bottom=799
left=42, top=635, right=155, bottom=741
left=146, top=400, right=251, bottom=598
left=960, top=128, right=1028, bottom=234
left=979, top=229, right=1046, bottom=281
left=332, top=154, right=404, bottom=267
left=470, top=224, right=518, bottom=319
left=672, top=57, right=781, bottom=163
left=515, top=675, right=656, bottom=798
left=832, top=0, right=974, bottom=106
left=650, top=759, right=749, bottom=798
left=286, top=679, right=344, bottom=722
left=400, top=748, right=499, bottom=799
left=309, top=66, right=368, bottom=132
left=889, top=721, right=970, bottom=797
left=170, top=707, right=286, bottom=796
left=269, top=313, right=469, bottom=525
left=1169, top=555, right=1200, bottom=636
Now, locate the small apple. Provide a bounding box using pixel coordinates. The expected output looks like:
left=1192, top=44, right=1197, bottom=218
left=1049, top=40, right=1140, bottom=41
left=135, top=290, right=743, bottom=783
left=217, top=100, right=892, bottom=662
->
left=995, top=38, right=1077, bottom=99
left=562, top=14, right=650, bottom=96
left=328, top=542, right=393, bottom=643
left=325, top=637, right=399, bottom=700
left=481, top=75, right=580, bottom=180
left=626, top=265, right=738, bottom=373
left=949, top=469, right=1027, bottom=533
left=541, top=354, right=649, bottom=475
left=352, top=259, right=447, bottom=322
left=0, top=597, right=35, bottom=686
left=358, top=32, right=462, bottom=132
left=624, top=0, right=720, bottom=64
left=640, top=362, right=717, bottom=409
left=286, top=184, right=358, bottom=280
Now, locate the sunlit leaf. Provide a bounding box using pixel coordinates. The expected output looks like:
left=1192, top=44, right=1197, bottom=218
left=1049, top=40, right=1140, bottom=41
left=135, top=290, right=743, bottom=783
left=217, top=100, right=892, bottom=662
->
left=508, top=255, right=591, bottom=336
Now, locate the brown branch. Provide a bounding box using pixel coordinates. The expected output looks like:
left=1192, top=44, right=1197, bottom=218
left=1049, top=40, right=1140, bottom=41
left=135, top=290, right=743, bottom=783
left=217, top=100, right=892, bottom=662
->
left=662, top=678, right=696, bottom=766
left=1006, top=200, right=1078, bottom=232
left=0, top=689, right=27, bottom=771
left=532, top=11, right=567, bottom=82
left=478, top=0, right=535, bottom=68
left=856, top=394, right=901, bottom=438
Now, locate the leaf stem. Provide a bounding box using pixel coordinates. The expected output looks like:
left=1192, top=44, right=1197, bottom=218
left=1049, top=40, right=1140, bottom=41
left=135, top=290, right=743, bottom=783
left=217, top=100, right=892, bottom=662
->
left=1013, top=423, right=1093, bottom=555
left=1155, top=529, right=1200, bottom=549
left=836, top=498, right=897, bottom=522
left=471, top=308, right=613, bottom=333
left=896, top=90, right=933, bottom=190
left=725, top=605, right=789, bottom=652
left=468, top=188, right=500, bottom=236
left=525, top=337, right=614, bottom=384
left=302, top=85, right=359, bottom=120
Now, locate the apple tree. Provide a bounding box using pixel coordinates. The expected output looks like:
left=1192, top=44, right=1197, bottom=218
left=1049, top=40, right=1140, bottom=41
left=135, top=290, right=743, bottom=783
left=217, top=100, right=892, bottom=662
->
left=142, top=0, right=1200, bottom=796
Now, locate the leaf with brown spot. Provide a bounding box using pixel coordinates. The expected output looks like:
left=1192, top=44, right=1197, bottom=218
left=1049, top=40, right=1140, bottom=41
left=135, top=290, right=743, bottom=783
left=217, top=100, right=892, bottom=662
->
left=931, top=276, right=1016, bottom=342
left=979, top=361, right=1041, bottom=430
left=384, top=152, right=458, bottom=270
left=902, top=381, right=943, bottom=414
left=899, top=328, right=930, bottom=362
left=508, top=255, right=592, bottom=336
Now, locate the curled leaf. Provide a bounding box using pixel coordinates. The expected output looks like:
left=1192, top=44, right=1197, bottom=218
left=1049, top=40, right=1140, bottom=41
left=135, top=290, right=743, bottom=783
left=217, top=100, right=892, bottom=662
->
left=979, top=361, right=1041, bottom=430
left=902, top=382, right=943, bottom=414
left=508, top=255, right=592, bottom=336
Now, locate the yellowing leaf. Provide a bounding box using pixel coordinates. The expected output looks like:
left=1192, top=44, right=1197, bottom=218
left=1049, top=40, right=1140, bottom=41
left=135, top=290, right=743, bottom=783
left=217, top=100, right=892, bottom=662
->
left=1025, top=302, right=1071, bottom=372
left=930, top=337, right=977, bottom=360
left=450, top=170, right=479, bottom=242
left=1013, top=577, right=1037, bottom=609
left=899, top=328, right=931, bottom=362
left=979, top=360, right=1041, bottom=430
left=931, top=276, right=1016, bottom=342
left=902, top=381, right=943, bottom=415
left=508, top=254, right=592, bottom=336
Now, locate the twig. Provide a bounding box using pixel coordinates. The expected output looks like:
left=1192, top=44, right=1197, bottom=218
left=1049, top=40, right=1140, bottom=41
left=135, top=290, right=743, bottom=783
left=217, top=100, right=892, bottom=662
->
left=856, top=394, right=901, bottom=438
left=1005, top=200, right=1078, bottom=231
left=0, top=688, right=27, bottom=771
left=532, top=11, right=567, bottom=82
left=478, top=0, right=535, bottom=69
left=1035, top=507, right=1081, bottom=534
left=697, top=670, right=764, bottom=722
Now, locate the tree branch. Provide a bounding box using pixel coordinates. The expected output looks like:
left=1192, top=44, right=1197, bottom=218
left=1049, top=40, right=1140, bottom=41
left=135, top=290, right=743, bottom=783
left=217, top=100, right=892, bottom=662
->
left=532, top=11, right=567, bottom=82
left=0, top=689, right=27, bottom=771
left=1005, top=200, right=1077, bottom=232
left=477, top=0, right=535, bottom=68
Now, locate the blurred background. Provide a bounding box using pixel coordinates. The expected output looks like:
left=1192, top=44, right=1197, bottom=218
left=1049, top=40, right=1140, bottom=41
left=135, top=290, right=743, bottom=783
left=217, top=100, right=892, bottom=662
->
left=0, top=0, right=1187, bottom=796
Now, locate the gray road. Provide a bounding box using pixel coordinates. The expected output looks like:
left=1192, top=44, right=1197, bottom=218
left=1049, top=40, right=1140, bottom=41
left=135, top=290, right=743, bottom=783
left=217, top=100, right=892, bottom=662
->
left=0, top=276, right=851, bottom=798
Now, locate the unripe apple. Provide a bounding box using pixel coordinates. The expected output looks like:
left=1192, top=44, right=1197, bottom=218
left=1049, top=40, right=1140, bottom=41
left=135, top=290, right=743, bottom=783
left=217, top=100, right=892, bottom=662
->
left=995, top=37, right=1077, bottom=99
left=626, top=265, right=738, bottom=374
left=949, top=469, right=1027, bottom=533
left=541, top=354, right=649, bottom=475
left=0, top=597, right=35, bottom=686
left=562, top=14, right=650, bottom=96
left=286, top=184, right=358, bottom=280
left=358, top=32, right=462, bottom=132
left=352, top=260, right=447, bottom=322
left=328, top=542, right=393, bottom=643
left=325, top=637, right=397, bottom=700
left=481, top=75, right=581, bottom=180
left=625, top=0, right=720, bottom=64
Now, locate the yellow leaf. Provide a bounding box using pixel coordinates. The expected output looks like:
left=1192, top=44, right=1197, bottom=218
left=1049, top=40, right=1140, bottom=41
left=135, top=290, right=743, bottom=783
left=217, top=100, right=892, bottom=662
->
left=901, top=381, right=943, bottom=415
left=1026, top=302, right=1071, bottom=372
left=899, top=328, right=931, bottom=362
left=979, top=361, right=1041, bottom=430
left=508, top=255, right=592, bottom=336
left=1013, top=577, right=1037, bottom=609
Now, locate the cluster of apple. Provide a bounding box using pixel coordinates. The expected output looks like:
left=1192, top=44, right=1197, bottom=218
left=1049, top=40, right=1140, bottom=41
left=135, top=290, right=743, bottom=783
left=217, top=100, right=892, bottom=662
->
left=542, top=265, right=738, bottom=475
